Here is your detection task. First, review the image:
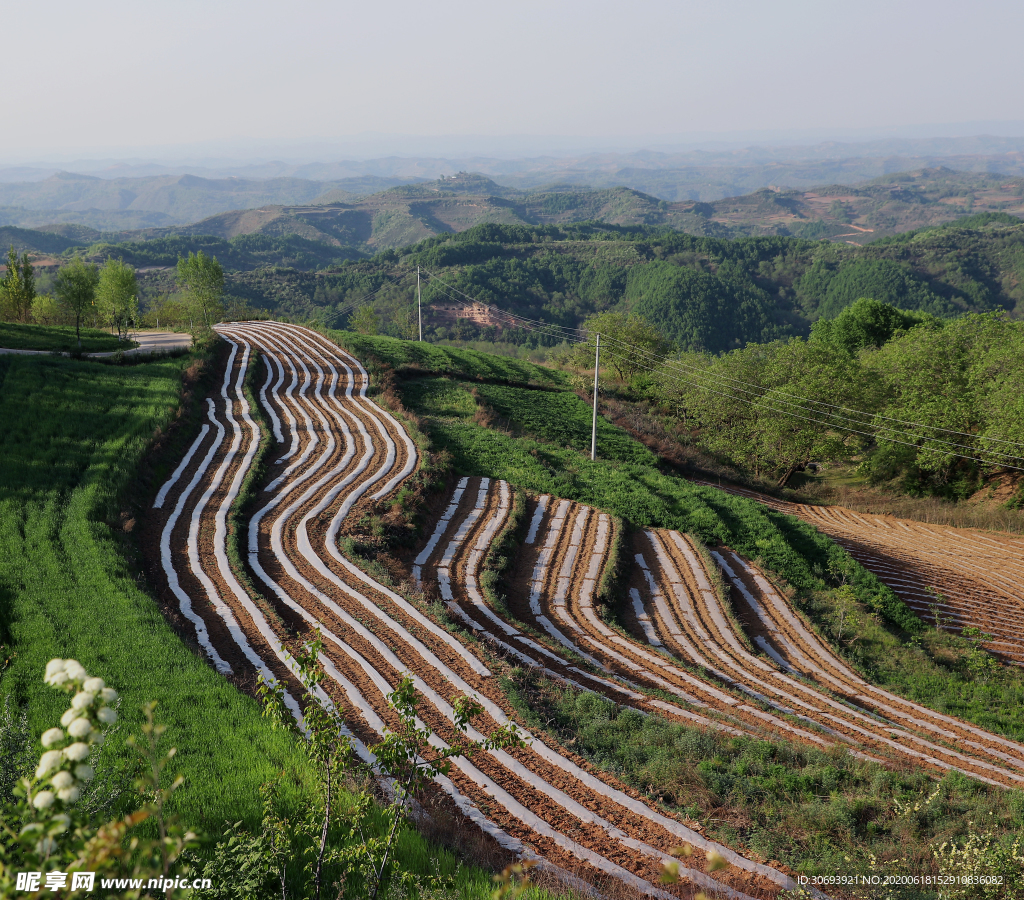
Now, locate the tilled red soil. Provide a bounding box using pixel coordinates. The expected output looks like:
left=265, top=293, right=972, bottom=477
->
left=149, top=323, right=789, bottom=900
left=697, top=482, right=1024, bottom=665
left=433, top=482, right=1024, bottom=788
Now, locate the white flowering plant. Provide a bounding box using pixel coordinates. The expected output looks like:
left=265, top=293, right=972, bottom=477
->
left=0, top=658, right=198, bottom=899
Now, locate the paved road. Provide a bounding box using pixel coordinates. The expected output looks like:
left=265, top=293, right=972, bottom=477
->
left=0, top=330, right=193, bottom=357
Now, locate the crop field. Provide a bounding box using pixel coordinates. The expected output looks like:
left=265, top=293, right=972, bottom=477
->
left=415, top=477, right=1024, bottom=878
left=0, top=321, right=132, bottom=353
left=9, top=320, right=1013, bottom=894
left=132, top=323, right=1024, bottom=896
left=701, top=483, right=1024, bottom=667
left=146, top=322, right=815, bottom=897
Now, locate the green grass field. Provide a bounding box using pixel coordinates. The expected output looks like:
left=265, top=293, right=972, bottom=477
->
left=0, top=352, right=312, bottom=830
left=0, top=322, right=133, bottom=353
left=327, top=328, right=566, bottom=387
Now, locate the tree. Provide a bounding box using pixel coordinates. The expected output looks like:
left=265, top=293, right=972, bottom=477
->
left=1, top=245, right=35, bottom=323
left=96, top=258, right=138, bottom=342
left=810, top=297, right=937, bottom=353
left=349, top=304, right=380, bottom=335
left=176, top=251, right=224, bottom=333
left=655, top=338, right=876, bottom=486
left=54, top=257, right=100, bottom=350
left=30, top=295, right=62, bottom=326
left=863, top=312, right=1024, bottom=496
left=563, top=310, right=675, bottom=382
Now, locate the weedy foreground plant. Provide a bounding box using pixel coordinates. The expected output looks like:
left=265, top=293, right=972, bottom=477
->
left=224, top=633, right=523, bottom=900
left=0, top=649, right=525, bottom=900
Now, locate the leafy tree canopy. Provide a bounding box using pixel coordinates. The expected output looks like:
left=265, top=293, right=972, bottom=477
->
left=561, top=311, right=675, bottom=382
left=95, top=257, right=138, bottom=341
left=810, top=297, right=939, bottom=353
left=54, top=257, right=100, bottom=348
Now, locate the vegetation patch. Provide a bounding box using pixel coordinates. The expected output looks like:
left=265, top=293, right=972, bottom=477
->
left=502, top=668, right=1024, bottom=896
left=396, top=360, right=1024, bottom=743
left=0, top=322, right=131, bottom=353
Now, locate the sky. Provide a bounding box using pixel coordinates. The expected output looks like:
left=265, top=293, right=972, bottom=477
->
left=5, top=0, right=1024, bottom=161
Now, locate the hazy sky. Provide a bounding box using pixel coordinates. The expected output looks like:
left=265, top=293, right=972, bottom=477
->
left=5, top=0, right=1023, bottom=159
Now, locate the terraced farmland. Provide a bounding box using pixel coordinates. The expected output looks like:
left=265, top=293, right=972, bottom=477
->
left=417, top=480, right=1024, bottom=785
left=698, top=483, right=1024, bottom=666
left=152, top=322, right=802, bottom=899
left=150, top=322, right=1024, bottom=898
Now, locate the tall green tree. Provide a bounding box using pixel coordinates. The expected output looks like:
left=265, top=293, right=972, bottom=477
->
left=96, top=258, right=138, bottom=342
left=563, top=311, right=674, bottom=382
left=54, top=257, right=100, bottom=350
left=656, top=338, right=874, bottom=485
left=349, top=304, right=380, bottom=335
left=810, top=297, right=937, bottom=353
left=176, top=251, right=224, bottom=333
left=1, top=245, right=36, bottom=323
left=862, top=313, right=1024, bottom=495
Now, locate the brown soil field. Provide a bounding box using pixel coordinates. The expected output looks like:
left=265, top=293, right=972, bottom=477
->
left=696, top=482, right=1024, bottom=665
left=148, top=322, right=794, bottom=900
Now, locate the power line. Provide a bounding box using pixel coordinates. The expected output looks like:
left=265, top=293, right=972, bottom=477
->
left=317, top=272, right=416, bottom=329
left=595, top=342, right=1024, bottom=471
left=404, top=268, right=1024, bottom=467
left=593, top=335, right=1024, bottom=463
left=592, top=329, right=1024, bottom=452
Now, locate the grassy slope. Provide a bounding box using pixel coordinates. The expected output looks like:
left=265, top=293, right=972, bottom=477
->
left=327, top=329, right=566, bottom=387
left=0, top=349, right=559, bottom=900
left=0, top=322, right=132, bottom=353
left=0, top=352, right=310, bottom=830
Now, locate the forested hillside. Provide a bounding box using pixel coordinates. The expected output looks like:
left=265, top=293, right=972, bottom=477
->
left=187, top=215, right=1024, bottom=349
left=7, top=209, right=1023, bottom=365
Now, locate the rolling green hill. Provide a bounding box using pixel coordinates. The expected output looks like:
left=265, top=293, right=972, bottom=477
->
left=227, top=215, right=1021, bottom=347
left=7, top=169, right=1022, bottom=272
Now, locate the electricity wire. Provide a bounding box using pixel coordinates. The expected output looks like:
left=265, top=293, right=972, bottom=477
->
left=595, top=342, right=1024, bottom=471
left=317, top=271, right=416, bottom=329
left=592, top=334, right=1024, bottom=463
left=384, top=267, right=1024, bottom=467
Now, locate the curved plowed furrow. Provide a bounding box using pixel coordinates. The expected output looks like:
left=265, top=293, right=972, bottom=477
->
left=506, top=496, right=891, bottom=759
left=695, top=482, right=1024, bottom=663
left=427, top=482, right=900, bottom=765
left=152, top=324, right=794, bottom=900
left=415, top=479, right=829, bottom=897
left=633, top=529, right=1024, bottom=788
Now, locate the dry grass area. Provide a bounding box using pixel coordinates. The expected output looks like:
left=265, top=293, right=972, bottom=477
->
left=788, top=482, right=1024, bottom=535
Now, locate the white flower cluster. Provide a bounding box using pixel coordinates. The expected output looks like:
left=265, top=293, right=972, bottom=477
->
left=32, top=659, right=118, bottom=811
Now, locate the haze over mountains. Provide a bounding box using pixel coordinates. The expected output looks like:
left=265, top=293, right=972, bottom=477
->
left=5, top=133, right=1024, bottom=231
left=3, top=166, right=1023, bottom=267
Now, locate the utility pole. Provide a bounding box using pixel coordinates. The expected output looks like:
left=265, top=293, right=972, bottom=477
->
left=591, top=333, right=600, bottom=461
left=417, top=266, right=423, bottom=341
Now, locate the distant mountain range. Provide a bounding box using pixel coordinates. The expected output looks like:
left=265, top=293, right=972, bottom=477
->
left=0, top=172, right=423, bottom=229
left=5, top=139, right=1024, bottom=231
left=3, top=167, right=1022, bottom=269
